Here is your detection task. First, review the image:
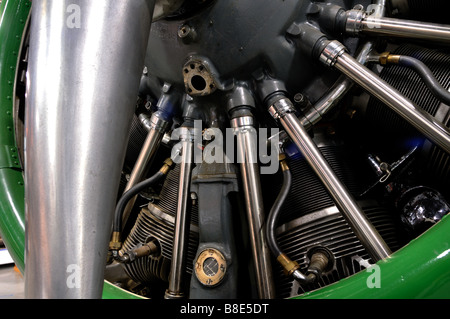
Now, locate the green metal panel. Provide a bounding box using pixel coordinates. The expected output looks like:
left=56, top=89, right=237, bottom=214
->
left=0, top=169, right=25, bottom=273
left=0, top=0, right=30, bottom=274
left=102, top=281, right=145, bottom=299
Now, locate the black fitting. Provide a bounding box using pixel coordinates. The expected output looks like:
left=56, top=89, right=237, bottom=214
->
left=226, top=83, right=256, bottom=118
left=229, top=106, right=254, bottom=119
left=310, top=3, right=347, bottom=36
left=257, top=78, right=288, bottom=107
left=154, top=83, right=182, bottom=122
left=180, top=118, right=196, bottom=128
left=287, top=23, right=330, bottom=61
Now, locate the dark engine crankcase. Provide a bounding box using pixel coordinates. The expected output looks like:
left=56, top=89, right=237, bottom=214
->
left=118, top=0, right=449, bottom=299
left=142, top=0, right=365, bottom=98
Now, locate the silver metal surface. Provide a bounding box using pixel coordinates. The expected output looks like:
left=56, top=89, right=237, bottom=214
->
left=231, top=116, right=276, bottom=299
left=361, top=16, right=450, bottom=43
left=334, top=52, right=450, bottom=154
left=345, top=9, right=366, bottom=36
left=166, top=128, right=194, bottom=299
left=319, top=40, right=347, bottom=67
left=230, top=116, right=254, bottom=128
left=25, top=0, right=155, bottom=298
left=301, top=38, right=376, bottom=129
left=301, top=75, right=352, bottom=129
left=121, top=114, right=168, bottom=227
left=273, top=98, right=391, bottom=262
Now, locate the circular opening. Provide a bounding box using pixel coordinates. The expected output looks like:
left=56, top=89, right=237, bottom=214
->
left=190, top=75, right=207, bottom=91
left=178, top=25, right=190, bottom=38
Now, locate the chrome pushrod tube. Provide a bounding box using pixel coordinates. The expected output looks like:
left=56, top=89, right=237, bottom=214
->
left=25, top=0, right=155, bottom=298
left=270, top=98, right=392, bottom=262
left=332, top=50, right=450, bottom=154
left=121, top=114, right=168, bottom=228
left=301, top=0, right=387, bottom=129
left=165, top=127, right=194, bottom=299
left=361, top=17, right=450, bottom=43
left=231, top=116, right=276, bottom=299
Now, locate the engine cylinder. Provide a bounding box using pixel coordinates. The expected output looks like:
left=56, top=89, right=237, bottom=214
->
left=262, top=130, right=400, bottom=297
left=121, top=165, right=199, bottom=286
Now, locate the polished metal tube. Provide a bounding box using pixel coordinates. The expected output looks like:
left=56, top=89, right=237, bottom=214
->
left=231, top=116, right=276, bottom=299
left=271, top=98, right=391, bottom=262
left=301, top=0, right=388, bottom=129
left=301, top=40, right=375, bottom=129
left=25, top=0, right=155, bottom=298
left=301, top=75, right=353, bottom=129
left=165, top=128, right=194, bottom=299
left=334, top=52, right=450, bottom=154
left=121, top=114, right=168, bottom=228
left=361, top=17, right=450, bottom=43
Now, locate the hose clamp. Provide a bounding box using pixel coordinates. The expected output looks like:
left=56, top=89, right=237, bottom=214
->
left=345, top=8, right=365, bottom=35
left=149, top=113, right=170, bottom=133
left=268, top=97, right=295, bottom=120
left=319, top=40, right=347, bottom=68
left=230, top=116, right=254, bottom=128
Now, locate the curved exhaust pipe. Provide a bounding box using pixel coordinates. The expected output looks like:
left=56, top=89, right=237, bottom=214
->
left=25, top=0, right=155, bottom=298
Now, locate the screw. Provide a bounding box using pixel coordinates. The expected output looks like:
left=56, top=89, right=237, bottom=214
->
left=178, top=24, right=197, bottom=43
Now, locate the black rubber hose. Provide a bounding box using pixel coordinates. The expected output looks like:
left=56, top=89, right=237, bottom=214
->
left=113, top=171, right=165, bottom=233
left=398, top=55, right=450, bottom=106
left=266, top=163, right=292, bottom=257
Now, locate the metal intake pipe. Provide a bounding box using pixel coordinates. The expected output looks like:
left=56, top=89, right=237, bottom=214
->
left=120, top=85, right=181, bottom=229
left=265, top=94, right=392, bottom=262
left=25, top=0, right=155, bottom=298
left=165, top=126, right=195, bottom=299
left=344, top=7, right=450, bottom=43
left=319, top=40, right=450, bottom=154
left=360, top=16, right=450, bottom=43
left=230, top=111, right=276, bottom=299
left=121, top=114, right=168, bottom=228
